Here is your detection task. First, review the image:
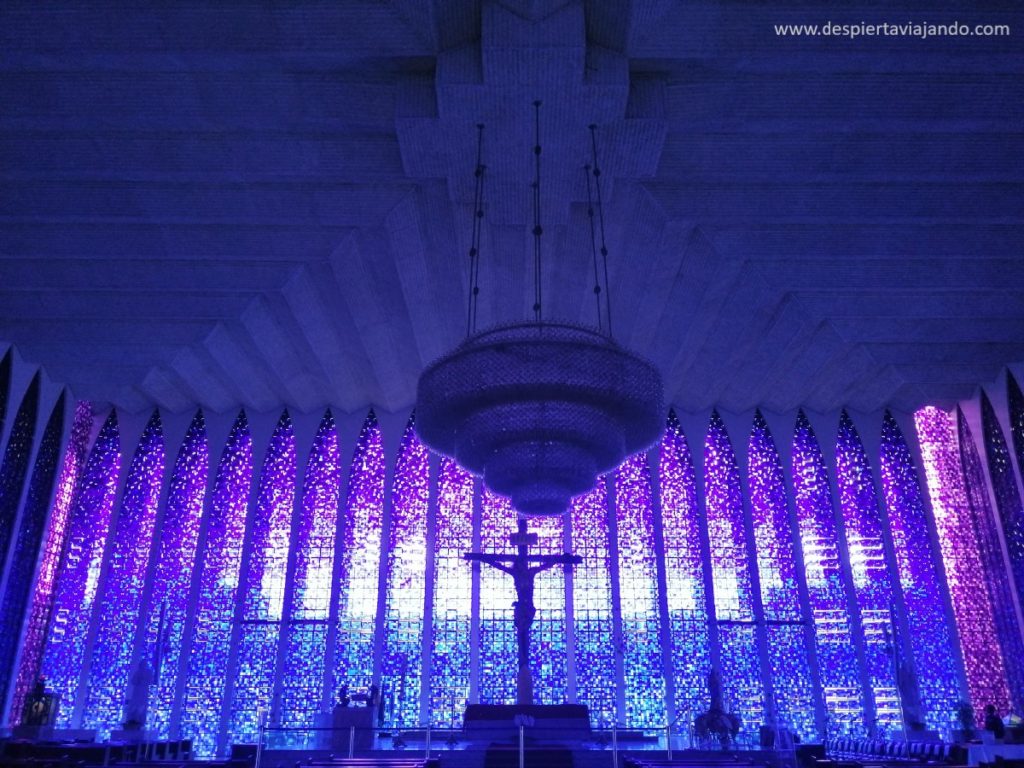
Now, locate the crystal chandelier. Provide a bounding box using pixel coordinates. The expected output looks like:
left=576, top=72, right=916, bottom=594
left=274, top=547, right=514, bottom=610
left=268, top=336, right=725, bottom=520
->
left=416, top=107, right=664, bottom=515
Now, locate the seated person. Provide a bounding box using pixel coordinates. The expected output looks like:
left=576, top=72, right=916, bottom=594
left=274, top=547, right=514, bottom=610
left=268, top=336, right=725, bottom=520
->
left=985, top=704, right=1006, bottom=740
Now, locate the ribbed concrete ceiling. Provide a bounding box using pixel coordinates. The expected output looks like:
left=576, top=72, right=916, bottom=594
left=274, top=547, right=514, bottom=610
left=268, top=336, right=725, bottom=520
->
left=1, top=1, right=1022, bottom=415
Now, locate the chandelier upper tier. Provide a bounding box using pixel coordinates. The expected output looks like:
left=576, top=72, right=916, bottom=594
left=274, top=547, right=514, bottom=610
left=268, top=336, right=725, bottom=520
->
left=415, top=107, right=665, bottom=515
left=417, top=321, right=663, bottom=515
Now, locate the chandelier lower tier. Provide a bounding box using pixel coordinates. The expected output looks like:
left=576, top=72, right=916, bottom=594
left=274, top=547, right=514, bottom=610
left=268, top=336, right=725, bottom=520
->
left=416, top=321, right=664, bottom=515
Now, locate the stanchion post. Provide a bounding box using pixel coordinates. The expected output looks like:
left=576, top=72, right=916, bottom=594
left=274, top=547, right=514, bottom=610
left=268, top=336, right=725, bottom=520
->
left=667, top=722, right=673, bottom=760
left=612, top=722, right=618, bottom=768
left=348, top=726, right=355, bottom=758
left=255, top=707, right=264, bottom=768
left=425, top=722, right=431, bottom=759
left=519, top=724, right=525, bottom=768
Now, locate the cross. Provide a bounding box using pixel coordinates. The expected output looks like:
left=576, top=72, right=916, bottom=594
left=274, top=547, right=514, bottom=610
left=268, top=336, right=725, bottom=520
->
left=465, top=518, right=582, bottom=705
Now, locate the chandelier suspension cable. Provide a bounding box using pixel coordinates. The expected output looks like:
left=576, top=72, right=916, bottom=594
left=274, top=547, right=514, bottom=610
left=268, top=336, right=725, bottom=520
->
left=589, top=124, right=613, bottom=337
left=532, top=100, right=543, bottom=323
left=467, top=123, right=486, bottom=336
left=583, top=164, right=603, bottom=332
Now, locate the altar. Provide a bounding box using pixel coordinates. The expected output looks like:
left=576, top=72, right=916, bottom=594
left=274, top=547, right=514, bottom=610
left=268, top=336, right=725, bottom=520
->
left=462, top=703, right=591, bottom=745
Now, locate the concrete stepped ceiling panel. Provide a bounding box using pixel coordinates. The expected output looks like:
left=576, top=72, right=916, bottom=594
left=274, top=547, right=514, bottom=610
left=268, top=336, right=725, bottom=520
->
left=0, top=0, right=1021, bottom=414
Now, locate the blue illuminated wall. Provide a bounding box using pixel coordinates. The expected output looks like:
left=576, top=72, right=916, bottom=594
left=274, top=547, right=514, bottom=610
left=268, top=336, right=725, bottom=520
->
left=658, top=413, right=713, bottom=724
left=3, top=402, right=1013, bottom=748
left=40, top=410, right=121, bottom=728
left=748, top=412, right=818, bottom=740
left=614, top=452, right=667, bottom=729
left=144, top=410, right=209, bottom=739
left=82, top=411, right=165, bottom=737
left=834, top=412, right=902, bottom=729
left=333, top=411, right=385, bottom=699
left=279, top=410, right=340, bottom=728
left=181, top=410, right=253, bottom=757
left=791, top=412, right=865, bottom=733
left=429, top=458, right=474, bottom=727
left=227, top=410, right=296, bottom=744
left=878, top=411, right=959, bottom=732
left=381, top=416, right=429, bottom=727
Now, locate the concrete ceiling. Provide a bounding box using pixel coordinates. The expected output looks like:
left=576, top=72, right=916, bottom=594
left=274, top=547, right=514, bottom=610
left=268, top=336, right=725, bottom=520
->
left=1, top=1, right=1022, bottom=415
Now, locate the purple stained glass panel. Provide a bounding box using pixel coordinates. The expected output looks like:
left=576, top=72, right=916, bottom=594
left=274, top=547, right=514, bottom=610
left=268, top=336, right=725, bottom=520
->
left=279, top=410, right=340, bottom=729
left=835, top=413, right=902, bottom=728
left=142, top=410, right=209, bottom=739
left=381, top=417, right=429, bottom=727
left=333, top=411, right=385, bottom=698
left=704, top=413, right=765, bottom=730
left=878, top=411, right=959, bottom=732
left=615, top=452, right=667, bottom=729
left=10, top=401, right=92, bottom=725
left=40, top=410, right=121, bottom=726
left=748, top=412, right=817, bottom=740
left=914, top=406, right=1010, bottom=718
left=82, top=411, right=165, bottom=737
left=791, top=412, right=863, bottom=732
left=429, top=458, right=474, bottom=727
left=180, top=411, right=253, bottom=757
left=228, top=411, right=297, bottom=744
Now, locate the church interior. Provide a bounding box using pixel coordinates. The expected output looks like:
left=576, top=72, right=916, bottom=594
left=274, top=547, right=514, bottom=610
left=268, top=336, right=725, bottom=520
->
left=0, top=2, right=1023, bottom=767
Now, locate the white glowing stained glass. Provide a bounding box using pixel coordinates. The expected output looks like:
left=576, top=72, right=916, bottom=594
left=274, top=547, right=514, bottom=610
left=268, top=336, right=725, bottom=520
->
left=228, top=410, right=297, bottom=744
left=615, top=452, right=667, bottom=729
left=381, top=417, right=430, bottom=727
left=334, top=411, right=385, bottom=698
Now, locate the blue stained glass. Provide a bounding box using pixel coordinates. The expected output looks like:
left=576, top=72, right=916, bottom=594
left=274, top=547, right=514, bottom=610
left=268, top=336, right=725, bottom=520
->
left=478, top=491, right=518, bottom=705
left=835, top=412, right=902, bottom=730
left=40, top=410, right=121, bottom=727
left=181, top=411, right=253, bottom=757
left=228, top=410, right=297, bottom=744
left=381, top=417, right=429, bottom=728
left=748, top=412, right=817, bottom=741
left=429, top=458, right=473, bottom=727
left=10, top=401, right=92, bottom=727
left=82, top=411, right=165, bottom=737
left=142, top=410, right=209, bottom=738
left=333, top=411, right=385, bottom=700
left=0, top=391, right=63, bottom=711
left=0, top=374, right=40, bottom=576
left=279, top=410, right=340, bottom=729
left=957, top=409, right=1024, bottom=711
left=878, top=412, right=959, bottom=732
left=792, top=412, right=864, bottom=733
left=528, top=513, right=568, bottom=704
left=658, top=413, right=713, bottom=723
left=615, top=452, right=667, bottom=729
left=704, top=413, right=765, bottom=732
left=571, top=482, right=616, bottom=726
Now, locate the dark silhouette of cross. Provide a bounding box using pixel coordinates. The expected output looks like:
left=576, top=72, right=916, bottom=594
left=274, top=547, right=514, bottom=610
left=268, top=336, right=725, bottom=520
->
left=465, top=518, right=582, bottom=704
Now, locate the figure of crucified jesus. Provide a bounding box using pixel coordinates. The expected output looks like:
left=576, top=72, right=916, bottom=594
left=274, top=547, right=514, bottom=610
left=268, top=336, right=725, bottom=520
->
left=465, top=518, right=582, bottom=704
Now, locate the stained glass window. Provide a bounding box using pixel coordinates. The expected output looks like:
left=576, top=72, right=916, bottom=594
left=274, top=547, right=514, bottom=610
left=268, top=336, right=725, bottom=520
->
left=704, top=413, right=765, bottom=731
left=181, top=410, right=253, bottom=757
left=82, top=411, right=165, bottom=737
left=791, top=412, right=863, bottom=733
left=10, top=401, right=92, bottom=725
left=570, top=482, right=616, bottom=726
left=279, top=410, right=340, bottom=729
left=957, top=409, right=1024, bottom=710
left=0, top=374, right=41, bottom=577
left=748, top=411, right=817, bottom=740
left=333, top=411, right=385, bottom=700
left=143, top=410, right=209, bottom=739
left=914, top=406, right=1010, bottom=718
left=478, top=491, right=518, bottom=704
left=878, top=411, right=959, bottom=732
left=0, top=392, right=64, bottom=712
left=227, top=411, right=297, bottom=744
left=40, top=410, right=121, bottom=727
left=834, top=412, right=901, bottom=729
left=381, top=417, right=429, bottom=728
left=615, top=452, right=667, bottom=729
left=429, top=458, right=474, bottom=727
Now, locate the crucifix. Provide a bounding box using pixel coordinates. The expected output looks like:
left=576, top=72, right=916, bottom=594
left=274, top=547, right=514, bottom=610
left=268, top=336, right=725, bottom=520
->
left=465, top=518, right=583, bottom=705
